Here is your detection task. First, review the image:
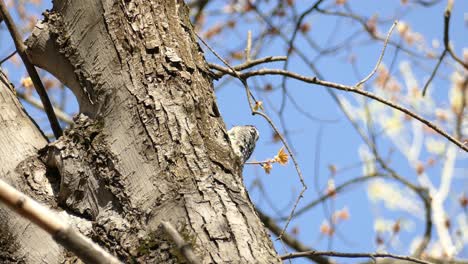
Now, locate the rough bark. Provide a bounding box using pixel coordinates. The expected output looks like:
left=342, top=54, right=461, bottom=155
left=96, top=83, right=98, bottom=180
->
left=0, top=70, right=92, bottom=263
left=0, top=0, right=281, bottom=263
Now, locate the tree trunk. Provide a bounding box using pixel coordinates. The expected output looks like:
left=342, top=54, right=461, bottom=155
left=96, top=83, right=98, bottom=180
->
left=0, top=0, right=280, bottom=263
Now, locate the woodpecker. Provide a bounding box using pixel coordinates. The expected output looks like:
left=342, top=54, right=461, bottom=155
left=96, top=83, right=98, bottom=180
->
left=228, top=125, right=259, bottom=163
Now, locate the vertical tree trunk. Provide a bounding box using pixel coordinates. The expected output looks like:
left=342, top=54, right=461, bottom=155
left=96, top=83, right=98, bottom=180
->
left=1, top=0, right=280, bottom=263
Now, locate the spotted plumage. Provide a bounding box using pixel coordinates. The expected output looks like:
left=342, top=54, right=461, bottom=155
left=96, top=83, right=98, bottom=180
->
left=228, top=125, right=259, bottom=163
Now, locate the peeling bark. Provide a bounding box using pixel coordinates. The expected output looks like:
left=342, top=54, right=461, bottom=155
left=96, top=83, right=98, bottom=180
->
left=6, top=0, right=282, bottom=263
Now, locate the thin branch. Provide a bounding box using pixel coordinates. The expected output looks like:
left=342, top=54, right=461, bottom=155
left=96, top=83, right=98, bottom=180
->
left=0, top=49, right=17, bottom=65
left=0, top=178, right=122, bottom=264
left=0, top=0, right=63, bottom=138
left=256, top=209, right=332, bottom=264
left=443, top=1, right=468, bottom=70
left=210, top=65, right=468, bottom=152
left=280, top=250, right=434, bottom=264
left=422, top=50, right=447, bottom=96
left=161, top=221, right=200, bottom=264
left=216, top=56, right=287, bottom=74
left=355, top=21, right=397, bottom=88
left=254, top=111, right=307, bottom=239
left=17, top=91, right=73, bottom=124
left=283, top=174, right=383, bottom=221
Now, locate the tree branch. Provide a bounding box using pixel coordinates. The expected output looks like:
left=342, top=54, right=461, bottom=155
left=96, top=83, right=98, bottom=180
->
left=355, top=21, right=397, bottom=88
left=282, top=173, right=383, bottom=221
left=280, top=250, right=433, bottom=264
left=421, top=50, right=447, bottom=96
left=0, top=50, right=17, bottom=65
left=209, top=65, right=468, bottom=152
left=443, top=1, right=467, bottom=70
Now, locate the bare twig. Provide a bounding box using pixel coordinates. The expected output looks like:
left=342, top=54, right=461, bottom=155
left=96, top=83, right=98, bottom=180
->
left=280, top=250, right=434, bottom=264
left=256, top=209, right=332, bottom=264
left=210, top=56, right=287, bottom=76
left=0, top=0, right=63, bottom=138
left=161, top=221, right=200, bottom=264
left=283, top=174, right=383, bottom=221
left=443, top=1, right=468, bottom=70
left=355, top=21, right=397, bottom=88
left=422, top=50, right=447, bottom=96
left=254, top=111, right=307, bottom=239
left=0, top=178, right=122, bottom=264
left=17, top=91, right=73, bottom=124
left=0, top=50, right=17, bottom=65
